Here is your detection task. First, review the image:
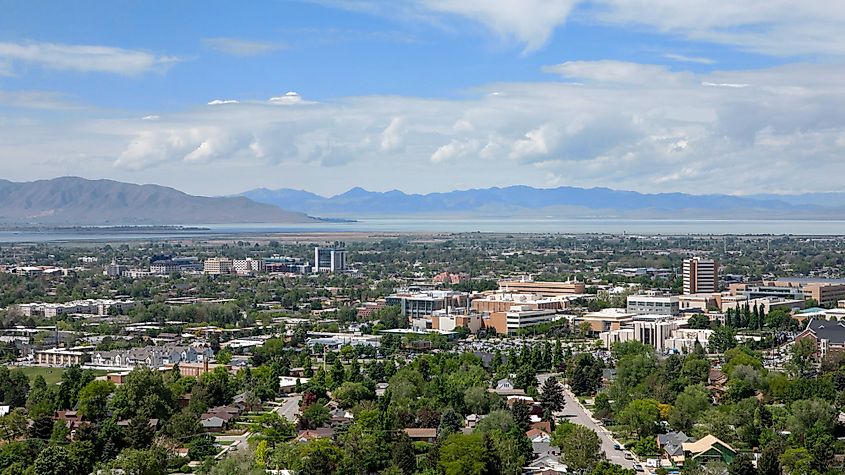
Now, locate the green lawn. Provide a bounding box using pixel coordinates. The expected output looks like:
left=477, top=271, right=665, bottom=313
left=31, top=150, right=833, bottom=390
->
left=16, top=366, right=109, bottom=385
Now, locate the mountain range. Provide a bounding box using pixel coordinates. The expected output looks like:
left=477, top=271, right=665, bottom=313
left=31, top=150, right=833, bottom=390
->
left=0, top=177, right=313, bottom=225
left=240, top=185, right=845, bottom=219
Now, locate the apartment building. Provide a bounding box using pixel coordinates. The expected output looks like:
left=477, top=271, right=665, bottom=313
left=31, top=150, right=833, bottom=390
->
left=683, top=257, right=718, bottom=295
left=16, top=299, right=135, bottom=318
left=204, top=257, right=233, bottom=275
left=232, top=258, right=265, bottom=275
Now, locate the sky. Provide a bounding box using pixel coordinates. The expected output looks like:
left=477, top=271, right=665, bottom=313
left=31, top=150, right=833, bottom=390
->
left=1, top=1, right=844, bottom=197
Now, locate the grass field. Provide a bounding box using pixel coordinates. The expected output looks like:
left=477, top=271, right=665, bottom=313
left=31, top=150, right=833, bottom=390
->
left=16, top=366, right=109, bottom=385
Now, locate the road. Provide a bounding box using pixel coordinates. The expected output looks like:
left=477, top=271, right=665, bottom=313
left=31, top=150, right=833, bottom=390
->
left=538, top=373, right=644, bottom=472
left=274, top=394, right=302, bottom=423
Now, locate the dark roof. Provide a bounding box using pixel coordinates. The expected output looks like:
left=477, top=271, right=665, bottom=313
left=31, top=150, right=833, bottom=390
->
left=806, top=318, right=845, bottom=344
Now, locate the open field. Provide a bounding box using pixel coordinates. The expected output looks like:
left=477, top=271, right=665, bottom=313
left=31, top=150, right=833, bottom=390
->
left=16, top=366, right=110, bottom=385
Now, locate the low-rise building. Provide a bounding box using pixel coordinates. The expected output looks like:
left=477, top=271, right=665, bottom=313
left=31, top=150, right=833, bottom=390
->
left=627, top=294, right=680, bottom=316
left=204, top=257, right=233, bottom=275
left=578, top=308, right=637, bottom=333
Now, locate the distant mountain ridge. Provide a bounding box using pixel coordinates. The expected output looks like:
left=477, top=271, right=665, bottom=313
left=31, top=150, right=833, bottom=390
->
left=240, top=185, right=840, bottom=219
left=0, top=177, right=314, bottom=225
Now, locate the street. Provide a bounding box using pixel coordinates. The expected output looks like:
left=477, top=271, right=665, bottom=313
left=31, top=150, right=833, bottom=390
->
left=538, top=373, right=644, bottom=472
left=274, top=394, right=303, bottom=423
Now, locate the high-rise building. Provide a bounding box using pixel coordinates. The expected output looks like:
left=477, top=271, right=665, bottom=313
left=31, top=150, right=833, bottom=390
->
left=204, top=257, right=232, bottom=275
left=313, top=247, right=346, bottom=273
left=683, top=257, right=718, bottom=295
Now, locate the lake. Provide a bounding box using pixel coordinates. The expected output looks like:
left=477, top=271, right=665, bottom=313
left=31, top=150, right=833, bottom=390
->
left=2, top=217, right=845, bottom=242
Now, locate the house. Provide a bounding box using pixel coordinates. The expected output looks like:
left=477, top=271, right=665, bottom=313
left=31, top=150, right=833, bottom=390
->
left=683, top=434, right=737, bottom=465
left=200, top=416, right=227, bottom=432
left=496, top=378, right=515, bottom=390
left=525, top=454, right=568, bottom=474
left=465, top=413, right=482, bottom=429
left=404, top=428, right=438, bottom=443
left=658, top=431, right=695, bottom=466
left=199, top=405, right=240, bottom=432
left=296, top=427, right=335, bottom=442
left=795, top=318, right=845, bottom=357
left=527, top=428, right=552, bottom=443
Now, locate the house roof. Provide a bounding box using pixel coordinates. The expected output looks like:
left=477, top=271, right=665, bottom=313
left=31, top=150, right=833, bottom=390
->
left=404, top=428, right=437, bottom=438
left=683, top=434, right=736, bottom=456
left=804, top=318, right=845, bottom=344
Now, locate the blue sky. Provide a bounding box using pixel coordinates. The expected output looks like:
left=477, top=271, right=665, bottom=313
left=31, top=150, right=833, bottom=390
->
left=1, top=0, right=844, bottom=196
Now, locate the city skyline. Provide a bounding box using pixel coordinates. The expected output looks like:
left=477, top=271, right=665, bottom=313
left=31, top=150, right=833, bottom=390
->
left=1, top=1, right=844, bottom=196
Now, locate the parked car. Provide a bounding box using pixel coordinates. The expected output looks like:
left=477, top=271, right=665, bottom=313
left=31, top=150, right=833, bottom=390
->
left=613, top=443, right=622, bottom=450
left=624, top=452, right=634, bottom=460
left=633, top=463, right=644, bottom=472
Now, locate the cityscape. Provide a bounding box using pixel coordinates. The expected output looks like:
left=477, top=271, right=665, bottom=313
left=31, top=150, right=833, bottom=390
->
left=1, top=1, right=845, bottom=475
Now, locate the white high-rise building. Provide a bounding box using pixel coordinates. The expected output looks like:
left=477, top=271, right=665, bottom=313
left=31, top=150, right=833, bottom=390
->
left=683, top=257, right=718, bottom=295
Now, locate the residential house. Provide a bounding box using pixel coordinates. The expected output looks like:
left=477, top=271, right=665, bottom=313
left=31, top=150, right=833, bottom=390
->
left=795, top=318, right=845, bottom=357
left=658, top=431, right=695, bottom=466
left=682, top=434, right=737, bottom=465
left=404, top=428, right=437, bottom=443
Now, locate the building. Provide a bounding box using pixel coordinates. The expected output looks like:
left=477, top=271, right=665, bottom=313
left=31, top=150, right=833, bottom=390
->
left=682, top=435, right=736, bottom=465
left=89, top=345, right=213, bottom=369
left=578, top=308, right=637, bottom=333
left=497, top=277, right=586, bottom=296
left=313, top=247, right=346, bottom=273
left=472, top=292, right=571, bottom=313
left=664, top=328, right=712, bottom=353
left=385, top=290, right=467, bottom=318
left=683, top=257, right=718, bottom=295
left=486, top=306, right=558, bottom=335
left=16, top=299, right=135, bottom=318
left=265, top=256, right=309, bottom=274
left=103, top=262, right=128, bottom=277
left=204, top=257, right=233, bottom=275
left=795, top=318, right=845, bottom=357
left=765, top=278, right=845, bottom=307
left=721, top=297, right=804, bottom=314
left=599, top=317, right=679, bottom=353
left=35, top=347, right=89, bottom=366
left=232, top=258, right=265, bottom=275
left=627, top=294, right=680, bottom=316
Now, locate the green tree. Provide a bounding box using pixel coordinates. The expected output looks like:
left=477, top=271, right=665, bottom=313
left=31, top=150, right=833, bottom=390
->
left=299, top=403, right=330, bottom=430
left=728, top=453, right=756, bottom=475
left=616, top=399, right=660, bottom=437
left=788, top=339, right=816, bottom=377
left=438, top=432, right=487, bottom=475
left=669, top=385, right=710, bottom=432
left=77, top=380, right=115, bottom=422
left=553, top=422, right=604, bottom=473
left=108, top=368, right=175, bottom=421
left=108, top=447, right=169, bottom=475
left=333, top=381, right=374, bottom=409
left=539, top=376, right=566, bottom=415
left=32, top=445, right=71, bottom=475
left=779, top=447, right=813, bottom=475
left=709, top=325, right=737, bottom=353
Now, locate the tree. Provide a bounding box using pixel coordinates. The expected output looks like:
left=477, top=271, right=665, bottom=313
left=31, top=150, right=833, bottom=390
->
left=787, top=398, right=835, bottom=441
left=539, top=376, right=566, bottom=415
left=125, top=415, right=154, bottom=449
left=709, top=325, right=737, bottom=353
left=687, top=314, right=711, bottom=330
left=32, top=445, right=71, bottom=475
left=297, top=438, right=346, bottom=475
left=475, top=409, right=517, bottom=434
left=188, top=434, right=217, bottom=460
left=391, top=433, right=417, bottom=475
left=553, top=422, right=603, bottom=473
left=109, top=447, right=169, bottom=475
left=215, top=349, right=232, bottom=365
left=569, top=353, right=602, bottom=396
left=438, top=407, right=463, bottom=436
left=438, top=432, right=487, bottom=475
left=514, top=364, right=537, bottom=390
left=589, top=461, right=636, bottom=475
left=510, top=400, right=532, bottom=432
left=251, top=412, right=296, bottom=445
left=788, top=339, right=816, bottom=377
left=299, top=403, right=330, bottom=430
left=669, top=384, right=710, bottom=432
left=333, top=381, right=374, bottom=409
left=728, top=453, right=756, bottom=475
left=616, top=399, right=660, bottom=438
left=77, top=379, right=115, bottom=422
left=108, top=368, right=175, bottom=421
left=779, top=447, right=813, bottom=475
left=757, top=444, right=782, bottom=475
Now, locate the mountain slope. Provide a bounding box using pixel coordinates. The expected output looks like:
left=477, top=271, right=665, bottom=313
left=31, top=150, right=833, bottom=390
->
left=0, top=177, right=314, bottom=225
left=240, top=185, right=820, bottom=218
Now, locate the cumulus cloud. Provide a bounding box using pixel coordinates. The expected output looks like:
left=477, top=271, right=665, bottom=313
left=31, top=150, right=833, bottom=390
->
left=4, top=60, right=845, bottom=195
left=268, top=91, right=311, bottom=104
left=202, top=37, right=283, bottom=56
left=0, top=41, right=179, bottom=75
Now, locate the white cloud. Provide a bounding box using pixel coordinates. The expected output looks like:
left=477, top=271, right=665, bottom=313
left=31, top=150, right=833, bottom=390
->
left=663, top=53, right=715, bottom=65
left=0, top=41, right=179, bottom=75
left=420, top=0, right=579, bottom=52
left=268, top=91, right=311, bottom=104
left=208, top=99, right=240, bottom=105
left=380, top=117, right=407, bottom=151
left=4, top=60, right=845, bottom=195
left=202, top=37, right=283, bottom=56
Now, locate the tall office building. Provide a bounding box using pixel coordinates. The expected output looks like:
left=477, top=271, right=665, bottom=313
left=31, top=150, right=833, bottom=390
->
left=683, top=257, right=718, bottom=294
left=204, top=257, right=233, bottom=275
left=313, top=247, right=347, bottom=273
